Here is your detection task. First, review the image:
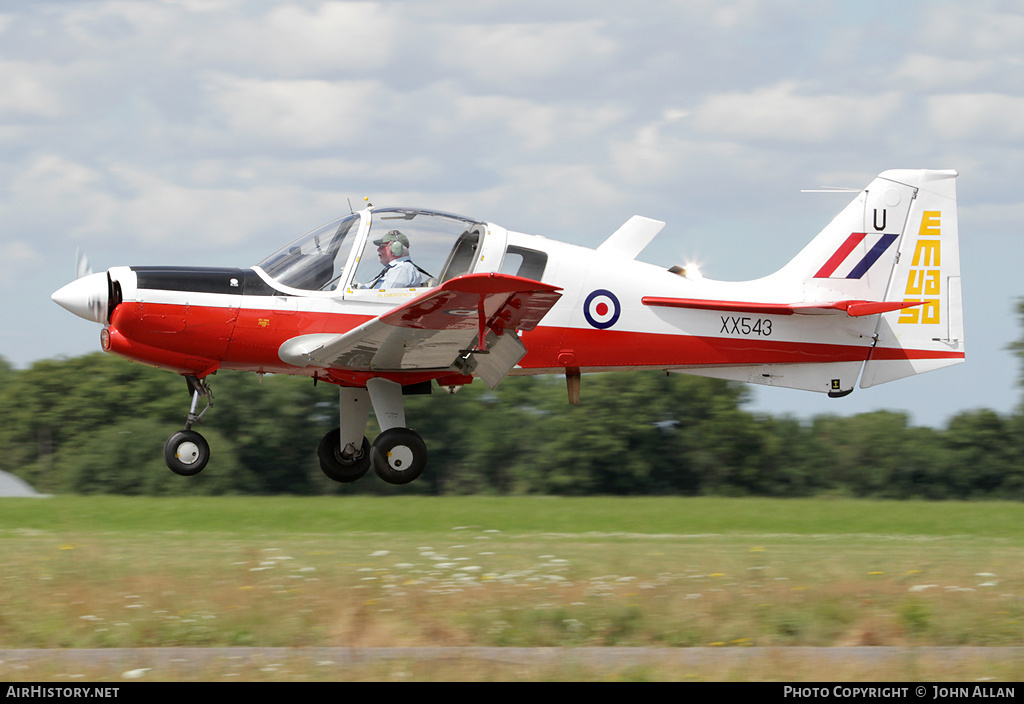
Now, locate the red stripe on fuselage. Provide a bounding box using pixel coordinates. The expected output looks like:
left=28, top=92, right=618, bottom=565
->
left=517, top=326, right=963, bottom=369
left=107, top=300, right=963, bottom=380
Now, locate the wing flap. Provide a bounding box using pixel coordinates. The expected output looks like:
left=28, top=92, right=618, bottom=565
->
left=279, top=273, right=562, bottom=384
left=381, top=273, right=561, bottom=332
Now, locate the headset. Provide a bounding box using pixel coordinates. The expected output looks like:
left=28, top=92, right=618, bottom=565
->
left=384, top=230, right=407, bottom=257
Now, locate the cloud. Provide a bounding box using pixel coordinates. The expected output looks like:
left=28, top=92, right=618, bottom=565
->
left=205, top=75, right=392, bottom=150
left=5, top=155, right=112, bottom=237
left=927, top=93, right=1024, bottom=142
left=200, top=2, right=401, bottom=76
left=437, top=93, right=626, bottom=153
left=2, top=152, right=342, bottom=258
left=0, top=61, right=66, bottom=120
left=916, top=4, right=1024, bottom=57
left=689, top=81, right=904, bottom=144
left=82, top=162, right=352, bottom=251
left=467, top=163, right=626, bottom=237
left=433, top=20, right=618, bottom=90
left=894, top=54, right=998, bottom=91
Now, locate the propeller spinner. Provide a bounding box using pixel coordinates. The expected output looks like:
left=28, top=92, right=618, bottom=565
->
left=51, top=271, right=109, bottom=324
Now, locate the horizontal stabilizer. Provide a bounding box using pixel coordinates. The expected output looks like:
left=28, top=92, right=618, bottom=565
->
left=641, top=296, right=924, bottom=317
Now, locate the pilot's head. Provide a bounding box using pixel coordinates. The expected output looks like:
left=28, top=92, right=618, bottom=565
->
left=373, top=230, right=410, bottom=263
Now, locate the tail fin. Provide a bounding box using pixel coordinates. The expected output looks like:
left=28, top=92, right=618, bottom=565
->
left=771, top=171, right=920, bottom=303
left=860, top=169, right=964, bottom=387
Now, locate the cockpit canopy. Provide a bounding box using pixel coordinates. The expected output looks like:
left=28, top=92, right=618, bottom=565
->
left=257, top=213, right=360, bottom=291
left=256, top=208, right=489, bottom=292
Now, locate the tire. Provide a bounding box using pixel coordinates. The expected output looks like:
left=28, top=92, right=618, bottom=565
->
left=164, top=430, right=210, bottom=476
left=317, top=429, right=371, bottom=483
left=371, top=428, right=428, bottom=485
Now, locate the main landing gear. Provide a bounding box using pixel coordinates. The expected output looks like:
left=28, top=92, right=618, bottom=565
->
left=162, top=374, right=429, bottom=485
left=317, top=378, right=428, bottom=485
left=164, top=375, right=213, bottom=476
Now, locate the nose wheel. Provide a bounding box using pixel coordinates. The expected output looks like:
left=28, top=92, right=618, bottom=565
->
left=164, top=430, right=210, bottom=476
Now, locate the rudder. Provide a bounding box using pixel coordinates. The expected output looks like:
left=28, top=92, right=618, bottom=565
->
left=860, top=169, right=965, bottom=387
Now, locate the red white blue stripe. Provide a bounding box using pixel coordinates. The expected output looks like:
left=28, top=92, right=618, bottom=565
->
left=815, top=232, right=898, bottom=279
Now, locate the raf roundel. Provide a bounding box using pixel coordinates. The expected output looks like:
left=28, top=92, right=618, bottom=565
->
left=584, top=289, right=621, bottom=329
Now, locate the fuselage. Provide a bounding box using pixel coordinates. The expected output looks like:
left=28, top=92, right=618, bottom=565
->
left=52, top=187, right=964, bottom=396
left=48, top=172, right=967, bottom=486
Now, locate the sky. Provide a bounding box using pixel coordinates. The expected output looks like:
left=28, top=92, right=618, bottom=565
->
left=2, top=0, right=1022, bottom=428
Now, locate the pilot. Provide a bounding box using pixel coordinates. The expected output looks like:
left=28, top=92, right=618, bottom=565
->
left=366, top=230, right=423, bottom=289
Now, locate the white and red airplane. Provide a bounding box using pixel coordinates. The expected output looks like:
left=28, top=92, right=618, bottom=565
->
left=52, top=169, right=964, bottom=485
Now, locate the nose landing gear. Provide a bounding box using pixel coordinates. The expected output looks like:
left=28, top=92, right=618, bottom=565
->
left=164, top=375, right=213, bottom=476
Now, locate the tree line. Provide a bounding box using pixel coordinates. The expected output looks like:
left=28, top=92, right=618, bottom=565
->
left=0, top=306, right=1019, bottom=498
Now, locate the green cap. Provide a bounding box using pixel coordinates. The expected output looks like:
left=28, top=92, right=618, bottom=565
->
left=373, top=230, right=410, bottom=248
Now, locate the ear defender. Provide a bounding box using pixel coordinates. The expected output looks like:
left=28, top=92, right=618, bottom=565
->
left=391, top=240, right=403, bottom=256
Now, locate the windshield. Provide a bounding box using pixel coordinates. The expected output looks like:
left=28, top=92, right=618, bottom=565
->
left=256, top=213, right=360, bottom=291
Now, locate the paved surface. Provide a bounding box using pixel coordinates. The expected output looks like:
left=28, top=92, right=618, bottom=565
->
left=2, top=646, right=1021, bottom=671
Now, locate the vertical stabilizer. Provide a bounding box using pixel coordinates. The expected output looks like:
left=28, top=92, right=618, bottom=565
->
left=770, top=173, right=919, bottom=304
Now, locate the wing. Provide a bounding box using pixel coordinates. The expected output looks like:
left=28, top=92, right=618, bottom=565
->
left=641, top=296, right=925, bottom=317
left=279, top=273, right=562, bottom=388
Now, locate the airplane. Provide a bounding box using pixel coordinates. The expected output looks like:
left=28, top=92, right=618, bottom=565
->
left=51, top=169, right=965, bottom=485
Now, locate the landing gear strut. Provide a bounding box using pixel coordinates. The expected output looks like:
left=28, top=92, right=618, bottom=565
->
left=164, top=375, right=213, bottom=476
left=318, top=379, right=428, bottom=485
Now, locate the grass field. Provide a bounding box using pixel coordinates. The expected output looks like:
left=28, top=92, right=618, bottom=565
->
left=1, top=495, right=1022, bottom=681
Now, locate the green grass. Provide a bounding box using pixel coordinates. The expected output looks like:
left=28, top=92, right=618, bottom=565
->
left=2, top=495, right=1022, bottom=539
left=0, top=495, right=1022, bottom=681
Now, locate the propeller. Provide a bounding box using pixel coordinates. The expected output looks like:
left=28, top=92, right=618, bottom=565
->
left=75, top=248, right=92, bottom=279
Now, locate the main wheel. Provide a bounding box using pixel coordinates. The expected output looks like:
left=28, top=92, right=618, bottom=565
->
left=371, top=428, right=428, bottom=485
left=164, top=430, right=210, bottom=476
left=317, top=429, right=371, bottom=483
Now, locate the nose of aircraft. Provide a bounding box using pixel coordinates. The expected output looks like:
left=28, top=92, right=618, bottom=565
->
left=51, top=271, right=109, bottom=324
